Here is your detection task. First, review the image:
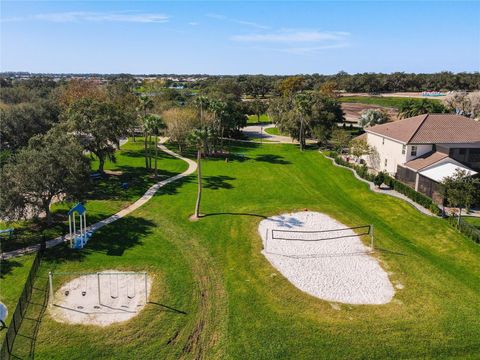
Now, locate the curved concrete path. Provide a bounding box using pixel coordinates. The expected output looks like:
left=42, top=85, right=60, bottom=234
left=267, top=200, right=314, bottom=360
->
left=242, top=124, right=317, bottom=144
left=242, top=124, right=292, bottom=143
left=1, top=142, right=197, bottom=259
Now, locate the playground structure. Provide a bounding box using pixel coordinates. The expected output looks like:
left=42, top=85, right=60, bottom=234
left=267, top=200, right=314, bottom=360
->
left=68, top=203, right=92, bottom=249
left=0, top=228, right=15, bottom=244
left=48, top=270, right=151, bottom=326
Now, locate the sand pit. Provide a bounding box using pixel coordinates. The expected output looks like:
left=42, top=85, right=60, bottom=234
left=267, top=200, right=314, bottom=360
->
left=341, top=103, right=399, bottom=123
left=259, top=211, right=395, bottom=305
left=49, top=270, right=152, bottom=326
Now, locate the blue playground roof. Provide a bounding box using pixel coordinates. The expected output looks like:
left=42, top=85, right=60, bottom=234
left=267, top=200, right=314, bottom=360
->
left=68, top=203, right=86, bottom=215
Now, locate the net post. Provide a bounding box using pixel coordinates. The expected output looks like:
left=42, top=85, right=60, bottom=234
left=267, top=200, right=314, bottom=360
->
left=270, top=228, right=274, bottom=252
left=370, top=224, right=374, bottom=250
left=264, top=228, right=268, bottom=251
left=144, top=272, right=148, bottom=305
left=48, top=271, right=54, bottom=306
left=97, top=272, right=101, bottom=305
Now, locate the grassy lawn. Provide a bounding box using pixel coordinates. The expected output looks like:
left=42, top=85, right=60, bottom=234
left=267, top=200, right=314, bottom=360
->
left=247, top=114, right=270, bottom=124
left=0, top=139, right=187, bottom=253
left=340, top=96, right=440, bottom=109
left=2, top=141, right=480, bottom=359
left=464, top=216, right=480, bottom=229
left=264, top=126, right=282, bottom=136
left=0, top=254, right=35, bottom=327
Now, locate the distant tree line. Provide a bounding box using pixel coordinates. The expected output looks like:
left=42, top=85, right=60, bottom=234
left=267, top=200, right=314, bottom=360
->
left=195, top=72, right=480, bottom=97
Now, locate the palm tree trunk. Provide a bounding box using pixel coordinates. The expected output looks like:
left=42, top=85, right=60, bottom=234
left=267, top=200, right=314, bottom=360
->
left=98, top=156, right=105, bottom=174
left=154, top=135, right=158, bottom=178
left=220, top=126, right=224, bottom=153
left=44, top=200, right=52, bottom=225
left=144, top=133, right=148, bottom=169
left=299, top=117, right=304, bottom=151
left=194, top=149, right=202, bottom=218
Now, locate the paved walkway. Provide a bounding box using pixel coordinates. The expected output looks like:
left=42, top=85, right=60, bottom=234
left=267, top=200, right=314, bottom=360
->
left=1, top=141, right=197, bottom=259
left=322, top=152, right=437, bottom=217
left=242, top=124, right=316, bottom=144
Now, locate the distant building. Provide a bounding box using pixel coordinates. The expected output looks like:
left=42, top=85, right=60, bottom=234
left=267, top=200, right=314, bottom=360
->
left=364, top=114, right=479, bottom=203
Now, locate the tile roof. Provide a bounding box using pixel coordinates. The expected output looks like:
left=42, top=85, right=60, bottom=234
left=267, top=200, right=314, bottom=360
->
left=403, top=151, right=449, bottom=171
left=366, top=114, right=480, bottom=144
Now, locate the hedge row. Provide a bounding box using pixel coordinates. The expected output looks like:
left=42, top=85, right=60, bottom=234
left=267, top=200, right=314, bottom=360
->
left=447, top=217, right=480, bottom=244
left=329, top=152, right=441, bottom=216
left=385, top=176, right=442, bottom=215
left=327, top=151, right=480, bottom=244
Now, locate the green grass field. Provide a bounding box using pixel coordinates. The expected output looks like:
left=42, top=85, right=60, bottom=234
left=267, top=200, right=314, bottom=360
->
left=247, top=114, right=270, bottom=124
left=464, top=216, right=480, bottom=229
left=340, top=96, right=441, bottom=109
left=0, top=254, right=35, bottom=323
left=2, top=140, right=480, bottom=359
left=264, top=126, right=281, bottom=136
left=0, top=139, right=187, bottom=253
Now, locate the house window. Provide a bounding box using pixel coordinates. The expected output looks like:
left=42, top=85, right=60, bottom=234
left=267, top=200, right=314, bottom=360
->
left=459, top=148, right=466, bottom=155
left=410, top=146, right=417, bottom=156
left=382, top=138, right=385, bottom=145
left=402, top=145, right=406, bottom=155
left=384, top=158, right=388, bottom=168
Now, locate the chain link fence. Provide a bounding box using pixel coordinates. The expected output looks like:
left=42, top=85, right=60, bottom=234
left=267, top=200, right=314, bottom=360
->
left=1, top=240, right=46, bottom=360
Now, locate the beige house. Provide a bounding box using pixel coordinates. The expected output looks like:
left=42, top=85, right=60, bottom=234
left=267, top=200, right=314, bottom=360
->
left=364, top=114, right=479, bottom=202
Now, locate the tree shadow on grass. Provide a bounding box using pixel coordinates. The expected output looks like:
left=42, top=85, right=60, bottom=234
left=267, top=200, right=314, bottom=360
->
left=0, top=258, right=23, bottom=278
left=156, top=174, right=194, bottom=196
left=86, top=165, right=181, bottom=202
left=204, top=176, right=236, bottom=190
left=202, top=212, right=267, bottom=219
left=87, top=216, right=156, bottom=257
left=254, top=154, right=291, bottom=165
left=42, top=216, right=156, bottom=264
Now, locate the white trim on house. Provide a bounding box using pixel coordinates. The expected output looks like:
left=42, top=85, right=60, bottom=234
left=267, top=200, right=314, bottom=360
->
left=364, top=129, right=408, bottom=145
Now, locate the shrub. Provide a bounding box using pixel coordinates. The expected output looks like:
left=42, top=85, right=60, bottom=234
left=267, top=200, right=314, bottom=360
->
left=448, top=217, right=480, bottom=244
left=327, top=152, right=440, bottom=215
left=374, top=172, right=385, bottom=187
left=429, top=203, right=442, bottom=216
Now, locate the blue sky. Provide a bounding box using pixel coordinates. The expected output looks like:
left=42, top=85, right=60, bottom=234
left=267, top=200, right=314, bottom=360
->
left=1, top=1, right=479, bottom=74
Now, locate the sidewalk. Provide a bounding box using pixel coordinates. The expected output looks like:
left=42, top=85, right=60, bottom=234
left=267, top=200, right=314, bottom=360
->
left=1, top=141, right=197, bottom=260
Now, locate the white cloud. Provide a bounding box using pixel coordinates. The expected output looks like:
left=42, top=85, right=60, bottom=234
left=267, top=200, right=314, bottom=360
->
left=3, top=12, right=169, bottom=23
left=231, top=30, right=349, bottom=43
left=206, top=13, right=269, bottom=30
left=277, top=43, right=350, bottom=54
left=188, top=22, right=199, bottom=26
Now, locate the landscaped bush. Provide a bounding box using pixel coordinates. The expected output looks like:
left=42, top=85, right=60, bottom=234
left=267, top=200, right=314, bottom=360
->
left=386, top=176, right=441, bottom=215
left=374, top=172, right=385, bottom=188
left=327, top=150, right=480, bottom=242
left=327, top=151, right=441, bottom=215
left=448, top=217, right=480, bottom=244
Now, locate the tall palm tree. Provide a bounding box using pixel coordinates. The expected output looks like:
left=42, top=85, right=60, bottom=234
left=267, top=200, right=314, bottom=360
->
left=188, top=127, right=211, bottom=219
left=136, top=95, right=154, bottom=169
left=194, top=96, right=210, bottom=154
left=144, top=114, right=166, bottom=178
left=294, top=93, right=311, bottom=151
left=208, top=99, right=227, bottom=154
left=194, top=96, right=210, bottom=125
